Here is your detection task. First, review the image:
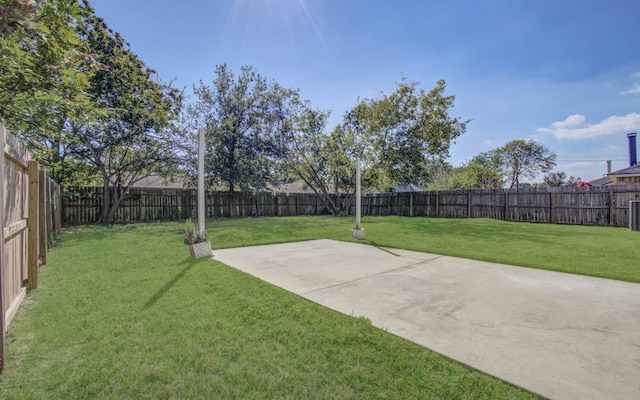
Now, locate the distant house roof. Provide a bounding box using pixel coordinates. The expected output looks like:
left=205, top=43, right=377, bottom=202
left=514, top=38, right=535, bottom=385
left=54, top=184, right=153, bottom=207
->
left=271, top=181, right=319, bottom=194
left=589, top=176, right=613, bottom=186
left=607, top=164, right=640, bottom=176
left=395, top=184, right=422, bottom=193
left=132, top=174, right=185, bottom=189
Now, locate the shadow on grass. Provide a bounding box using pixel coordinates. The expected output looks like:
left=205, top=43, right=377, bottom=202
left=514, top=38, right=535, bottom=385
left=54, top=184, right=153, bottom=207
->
left=144, top=257, right=208, bottom=308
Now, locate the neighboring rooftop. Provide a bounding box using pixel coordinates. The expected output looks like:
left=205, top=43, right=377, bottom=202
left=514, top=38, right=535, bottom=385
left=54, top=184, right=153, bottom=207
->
left=608, top=164, right=640, bottom=176
left=132, top=174, right=185, bottom=189
left=606, top=164, right=640, bottom=185
left=588, top=176, right=613, bottom=187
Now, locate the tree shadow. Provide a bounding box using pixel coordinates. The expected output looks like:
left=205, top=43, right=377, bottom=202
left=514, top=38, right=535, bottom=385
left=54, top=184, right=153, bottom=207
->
left=144, top=257, right=208, bottom=308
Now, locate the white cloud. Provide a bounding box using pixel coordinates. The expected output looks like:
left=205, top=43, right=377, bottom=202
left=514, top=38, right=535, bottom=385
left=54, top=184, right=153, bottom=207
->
left=632, top=71, right=640, bottom=79
left=538, top=113, right=640, bottom=140
left=620, top=83, right=640, bottom=95
left=551, top=114, right=586, bottom=129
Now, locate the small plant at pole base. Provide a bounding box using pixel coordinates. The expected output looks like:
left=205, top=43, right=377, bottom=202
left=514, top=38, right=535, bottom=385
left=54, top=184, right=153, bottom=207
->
left=184, top=218, right=207, bottom=244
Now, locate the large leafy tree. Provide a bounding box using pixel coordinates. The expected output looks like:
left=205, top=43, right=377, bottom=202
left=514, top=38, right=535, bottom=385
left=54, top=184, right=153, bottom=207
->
left=187, top=64, right=299, bottom=192
left=345, top=78, right=468, bottom=192
left=283, top=107, right=357, bottom=214
left=64, top=2, right=183, bottom=223
left=495, top=139, right=557, bottom=189
left=284, top=78, right=467, bottom=213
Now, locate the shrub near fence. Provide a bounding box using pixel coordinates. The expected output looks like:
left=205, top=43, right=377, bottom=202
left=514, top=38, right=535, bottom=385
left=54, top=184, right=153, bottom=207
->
left=61, top=185, right=640, bottom=227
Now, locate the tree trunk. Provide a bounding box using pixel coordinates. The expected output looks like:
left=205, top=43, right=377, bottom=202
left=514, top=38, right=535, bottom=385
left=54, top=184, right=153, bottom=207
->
left=100, top=179, right=110, bottom=223
left=104, top=188, right=126, bottom=223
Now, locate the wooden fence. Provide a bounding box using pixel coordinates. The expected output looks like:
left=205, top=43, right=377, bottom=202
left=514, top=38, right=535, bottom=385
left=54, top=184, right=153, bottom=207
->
left=1, top=124, right=61, bottom=372
left=62, top=185, right=640, bottom=228
left=359, top=186, right=640, bottom=226
left=61, top=188, right=332, bottom=224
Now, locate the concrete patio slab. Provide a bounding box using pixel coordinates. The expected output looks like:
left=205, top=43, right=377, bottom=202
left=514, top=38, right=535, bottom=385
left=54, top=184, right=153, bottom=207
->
left=213, top=239, right=640, bottom=400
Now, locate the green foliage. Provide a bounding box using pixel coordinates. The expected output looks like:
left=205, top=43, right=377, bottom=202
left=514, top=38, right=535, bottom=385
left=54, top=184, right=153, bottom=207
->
left=1, top=0, right=183, bottom=206
left=345, top=78, right=469, bottom=192
left=0, top=0, right=105, bottom=185
left=286, top=77, right=468, bottom=206
left=0, top=0, right=93, bottom=132
left=543, top=171, right=581, bottom=187
left=183, top=218, right=206, bottom=244
left=452, top=152, right=504, bottom=189
left=186, top=64, right=300, bottom=192
left=422, top=161, right=453, bottom=190
left=495, top=139, right=557, bottom=189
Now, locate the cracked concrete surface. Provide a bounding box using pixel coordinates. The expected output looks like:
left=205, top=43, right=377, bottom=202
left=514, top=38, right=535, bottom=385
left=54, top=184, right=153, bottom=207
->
left=213, top=239, right=640, bottom=400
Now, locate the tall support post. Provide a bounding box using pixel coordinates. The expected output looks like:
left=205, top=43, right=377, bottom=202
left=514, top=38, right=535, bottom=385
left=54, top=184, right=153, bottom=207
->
left=1, top=123, right=7, bottom=372
left=189, top=127, right=212, bottom=259
left=355, top=157, right=361, bottom=229
left=198, top=128, right=205, bottom=237
left=352, top=156, right=364, bottom=239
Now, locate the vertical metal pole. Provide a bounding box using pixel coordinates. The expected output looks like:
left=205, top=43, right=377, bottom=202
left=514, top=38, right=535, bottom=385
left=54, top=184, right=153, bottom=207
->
left=198, top=128, right=205, bottom=237
left=356, top=156, right=361, bottom=229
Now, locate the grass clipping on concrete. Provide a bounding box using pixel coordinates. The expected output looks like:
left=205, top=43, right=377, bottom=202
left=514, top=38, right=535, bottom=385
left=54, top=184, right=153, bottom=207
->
left=5, top=216, right=638, bottom=399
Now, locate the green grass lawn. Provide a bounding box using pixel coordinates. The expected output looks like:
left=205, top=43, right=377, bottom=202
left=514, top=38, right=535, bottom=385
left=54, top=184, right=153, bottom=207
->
left=209, top=216, right=640, bottom=283
left=2, top=216, right=638, bottom=399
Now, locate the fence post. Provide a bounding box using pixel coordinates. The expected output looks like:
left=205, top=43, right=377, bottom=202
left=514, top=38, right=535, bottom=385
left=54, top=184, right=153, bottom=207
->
left=274, top=193, right=278, bottom=217
left=27, top=161, right=40, bottom=289
left=550, top=192, right=556, bottom=224
left=38, top=170, right=47, bottom=265
left=467, top=192, right=472, bottom=218
left=435, top=192, right=440, bottom=217
left=54, top=184, right=61, bottom=233
left=46, top=180, right=54, bottom=246
left=1, top=123, right=7, bottom=372
left=410, top=194, right=414, bottom=217
left=609, top=189, right=615, bottom=226
left=504, top=191, right=509, bottom=221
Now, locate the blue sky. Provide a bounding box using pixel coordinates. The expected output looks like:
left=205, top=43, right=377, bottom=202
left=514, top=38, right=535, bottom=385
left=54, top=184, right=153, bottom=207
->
left=92, top=0, right=640, bottom=182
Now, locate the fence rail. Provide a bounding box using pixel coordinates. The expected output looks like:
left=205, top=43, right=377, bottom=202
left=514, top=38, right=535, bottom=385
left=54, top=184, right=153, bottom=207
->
left=62, top=185, right=640, bottom=228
